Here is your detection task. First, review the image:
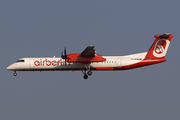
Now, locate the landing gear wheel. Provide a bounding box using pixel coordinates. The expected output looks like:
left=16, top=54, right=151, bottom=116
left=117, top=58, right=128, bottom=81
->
left=83, top=74, right=88, bottom=79
left=14, top=72, right=17, bottom=76
left=87, top=71, right=92, bottom=76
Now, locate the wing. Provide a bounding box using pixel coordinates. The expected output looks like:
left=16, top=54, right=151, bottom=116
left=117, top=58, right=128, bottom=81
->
left=80, top=46, right=96, bottom=57
left=67, top=46, right=106, bottom=64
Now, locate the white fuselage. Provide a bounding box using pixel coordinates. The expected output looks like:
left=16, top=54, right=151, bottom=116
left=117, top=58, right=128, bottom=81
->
left=7, top=52, right=147, bottom=71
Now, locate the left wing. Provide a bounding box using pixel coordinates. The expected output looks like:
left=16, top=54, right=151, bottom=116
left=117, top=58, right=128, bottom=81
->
left=80, top=46, right=96, bottom=57
left=67, top=46, right=106, bottom=64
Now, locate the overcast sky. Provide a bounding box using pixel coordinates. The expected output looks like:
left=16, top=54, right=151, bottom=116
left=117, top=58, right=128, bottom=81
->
left=1, top=0, right=180, bottom=120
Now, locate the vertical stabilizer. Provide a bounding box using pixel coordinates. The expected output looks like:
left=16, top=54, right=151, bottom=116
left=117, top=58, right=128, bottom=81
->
left=145, top=33, right=173, bottom=59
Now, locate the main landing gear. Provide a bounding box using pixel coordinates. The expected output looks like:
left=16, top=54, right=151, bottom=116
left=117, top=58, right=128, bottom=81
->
left=82, top=65, right=92, bottom=79
left=13, top=70, right=17, bottom=76
left=82, top=70, right=92, bottom=79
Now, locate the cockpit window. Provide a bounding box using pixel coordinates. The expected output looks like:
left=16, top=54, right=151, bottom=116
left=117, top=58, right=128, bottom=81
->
left=16, top=60, right=25, bottom=62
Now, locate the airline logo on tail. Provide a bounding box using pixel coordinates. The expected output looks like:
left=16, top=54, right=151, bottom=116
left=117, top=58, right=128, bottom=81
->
left=153, top=39, right=170, bottom=58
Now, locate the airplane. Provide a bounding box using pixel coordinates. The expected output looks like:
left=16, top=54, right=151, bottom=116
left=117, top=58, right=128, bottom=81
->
left=7, top=33, right=173, bottom=79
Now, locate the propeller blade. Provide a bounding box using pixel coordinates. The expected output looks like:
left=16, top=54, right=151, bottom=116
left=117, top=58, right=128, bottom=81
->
left=63, top=47, right=67, bottom=59
left=61, top=47, right=68, bottom=66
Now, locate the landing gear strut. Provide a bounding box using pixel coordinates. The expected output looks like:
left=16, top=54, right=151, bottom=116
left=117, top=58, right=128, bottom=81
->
left=14, top=70, right=17, bottom=76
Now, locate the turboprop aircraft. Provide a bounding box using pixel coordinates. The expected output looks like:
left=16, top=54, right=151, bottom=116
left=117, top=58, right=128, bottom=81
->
left=7, top=33, right=173, bottom=79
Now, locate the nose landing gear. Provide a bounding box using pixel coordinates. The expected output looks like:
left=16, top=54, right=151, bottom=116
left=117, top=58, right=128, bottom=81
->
left=13, top=70, right=17, bottom=76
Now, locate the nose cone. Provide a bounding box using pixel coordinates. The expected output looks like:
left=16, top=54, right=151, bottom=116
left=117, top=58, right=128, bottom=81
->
left=6, top=65, right=14, bottom=70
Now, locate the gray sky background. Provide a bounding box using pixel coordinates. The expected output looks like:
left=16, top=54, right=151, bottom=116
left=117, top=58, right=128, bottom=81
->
left=1, top=0, right=180, bottom=120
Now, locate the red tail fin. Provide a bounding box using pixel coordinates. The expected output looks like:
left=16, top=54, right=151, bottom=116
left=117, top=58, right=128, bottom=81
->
left=145, top=33, right=173, bottom=60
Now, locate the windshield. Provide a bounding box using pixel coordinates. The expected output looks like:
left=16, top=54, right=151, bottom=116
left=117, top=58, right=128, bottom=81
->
left=16, top=60, right=25, bottom=62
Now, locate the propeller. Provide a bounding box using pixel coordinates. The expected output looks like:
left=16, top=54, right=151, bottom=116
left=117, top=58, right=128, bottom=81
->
left=61, top=47, right=67, bottom=66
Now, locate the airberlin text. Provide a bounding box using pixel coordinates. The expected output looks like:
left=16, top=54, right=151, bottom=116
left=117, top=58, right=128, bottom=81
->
left=34, top=59, right=70, bottom=66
